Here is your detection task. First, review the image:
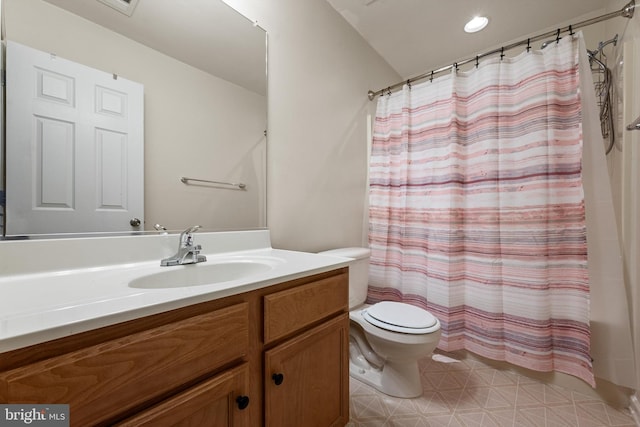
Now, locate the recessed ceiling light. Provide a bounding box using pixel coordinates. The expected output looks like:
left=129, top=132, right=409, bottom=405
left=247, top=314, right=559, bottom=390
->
left=464, top=16, right=489, bottom=33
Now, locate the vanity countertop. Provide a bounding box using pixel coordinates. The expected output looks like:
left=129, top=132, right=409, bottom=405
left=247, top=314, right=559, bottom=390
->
left=0, top=230, right=351, bottom=353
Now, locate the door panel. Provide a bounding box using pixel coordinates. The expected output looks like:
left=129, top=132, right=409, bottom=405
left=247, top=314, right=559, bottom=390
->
left=96, top=128, right=127, bottom=209
left=36, top=116, right=74, bottom=208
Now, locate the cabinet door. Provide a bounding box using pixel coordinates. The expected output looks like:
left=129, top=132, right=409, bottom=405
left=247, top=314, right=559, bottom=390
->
left=116, top=363, right=252, bottom=427
left=265, top=314, right=349, bottom=427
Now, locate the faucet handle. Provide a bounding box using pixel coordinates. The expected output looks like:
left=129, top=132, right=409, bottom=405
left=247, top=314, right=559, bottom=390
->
left=183, top=225, right=201, bottom=234
left=180, top=225, right=202, bottom=246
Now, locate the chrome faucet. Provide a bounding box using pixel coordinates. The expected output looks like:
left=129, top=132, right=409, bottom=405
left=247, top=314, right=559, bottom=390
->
left=160, top=225, right=207, bottom=266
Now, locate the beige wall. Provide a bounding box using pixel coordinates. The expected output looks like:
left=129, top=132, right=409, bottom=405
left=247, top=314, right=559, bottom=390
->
left=3, top=0, right=267, bottom=233
left=221, top=0, right=401, bottom=252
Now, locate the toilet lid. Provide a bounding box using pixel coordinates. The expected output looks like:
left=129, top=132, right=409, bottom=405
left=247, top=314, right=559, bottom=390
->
left=363, top=301, right=440, bottom=334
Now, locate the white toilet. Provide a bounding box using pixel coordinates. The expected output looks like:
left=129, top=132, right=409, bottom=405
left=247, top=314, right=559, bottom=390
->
left=319, top=247, right=441, bottom=398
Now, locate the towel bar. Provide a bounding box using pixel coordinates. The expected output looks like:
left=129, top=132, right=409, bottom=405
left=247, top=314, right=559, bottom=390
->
left=180, top=176, right=246, bottom=189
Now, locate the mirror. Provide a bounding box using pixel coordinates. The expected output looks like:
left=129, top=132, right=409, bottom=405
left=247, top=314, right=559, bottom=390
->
left=0, top=0, right=267, bottom=238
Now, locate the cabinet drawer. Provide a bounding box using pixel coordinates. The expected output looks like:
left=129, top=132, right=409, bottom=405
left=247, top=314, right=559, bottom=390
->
left=264, top=272, right=348, bottom=344
left=0, top=302, right=249, bottom=427
left=117, top=363, right=252, bottom=427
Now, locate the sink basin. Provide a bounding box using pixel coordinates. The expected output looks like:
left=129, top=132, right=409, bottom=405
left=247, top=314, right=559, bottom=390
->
left=129, top=257, right=284, bottom=289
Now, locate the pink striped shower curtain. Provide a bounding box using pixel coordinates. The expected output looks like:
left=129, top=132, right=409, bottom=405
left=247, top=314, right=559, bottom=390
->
left=368, top=35, right=594, bottom=386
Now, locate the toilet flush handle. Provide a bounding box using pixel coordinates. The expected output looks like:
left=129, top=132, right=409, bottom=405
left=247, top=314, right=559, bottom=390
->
left=272, top=373, right=284, bottom=385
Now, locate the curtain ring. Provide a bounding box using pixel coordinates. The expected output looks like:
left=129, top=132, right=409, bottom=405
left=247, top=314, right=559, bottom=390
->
left=453, top=62, right=458, bottom=72
left=430, top=71, right=434, bottom=83
left=500, top=47, right=505, bottom=60
left=556, top=28, right=561, bottom=44
left=526, top=38, right=531, bottom=53
left=406, top=79, right=411, bottom=89
left=386, top=87, right=392, bottom=96
left=475, top=55, right=479, bottom=68
left=569, top=25, right=574, bottom=36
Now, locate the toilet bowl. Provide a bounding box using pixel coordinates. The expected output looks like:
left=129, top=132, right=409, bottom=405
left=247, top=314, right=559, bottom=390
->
left=319, top=248, right=441, bottom=398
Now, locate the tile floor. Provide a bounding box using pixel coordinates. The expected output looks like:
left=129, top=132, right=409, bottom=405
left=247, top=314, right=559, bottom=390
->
left=348, top=351, right=636, bottom=426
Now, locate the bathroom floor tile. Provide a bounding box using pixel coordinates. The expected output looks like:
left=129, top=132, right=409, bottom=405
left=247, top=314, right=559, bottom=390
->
left=349, top=352, right=636, bottom=426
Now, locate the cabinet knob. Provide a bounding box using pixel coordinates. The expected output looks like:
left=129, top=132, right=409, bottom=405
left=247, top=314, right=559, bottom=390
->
left=236, top=395, right=250, bottom=410
left=271, top=373, right=284, bottom=386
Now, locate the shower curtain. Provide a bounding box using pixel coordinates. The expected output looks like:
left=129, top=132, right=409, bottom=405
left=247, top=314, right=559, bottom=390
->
left=368, top=34, right=597, bottom=385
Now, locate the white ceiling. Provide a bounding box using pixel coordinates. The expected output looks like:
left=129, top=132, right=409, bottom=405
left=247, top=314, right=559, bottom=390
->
left=37, top=0, right=620, bottom=96
left=41, top=0, right=267, bottom=95
left=327, top=0, right=609, bottom=80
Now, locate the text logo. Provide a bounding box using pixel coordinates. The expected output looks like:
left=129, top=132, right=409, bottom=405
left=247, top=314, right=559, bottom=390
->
left=0, top=405, right=69, bottom=426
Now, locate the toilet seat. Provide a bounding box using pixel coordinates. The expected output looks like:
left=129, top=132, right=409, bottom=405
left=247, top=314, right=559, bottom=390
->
left=363, top=301, right=440, bottom=334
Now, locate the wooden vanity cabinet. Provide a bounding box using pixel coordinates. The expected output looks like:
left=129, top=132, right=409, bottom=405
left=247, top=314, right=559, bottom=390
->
left=0, top=267, right=349, bottom=427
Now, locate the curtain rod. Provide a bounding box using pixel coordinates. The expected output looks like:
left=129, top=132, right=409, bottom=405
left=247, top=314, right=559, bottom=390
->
left=368, top=0, right=636, bottom=101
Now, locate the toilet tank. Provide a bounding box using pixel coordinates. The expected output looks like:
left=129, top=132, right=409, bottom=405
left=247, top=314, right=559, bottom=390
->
left=319, top=247, right=370, bottom=309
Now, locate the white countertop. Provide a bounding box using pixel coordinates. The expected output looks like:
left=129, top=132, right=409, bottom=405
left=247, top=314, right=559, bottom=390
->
left=0, top=230, right=351, bottom=352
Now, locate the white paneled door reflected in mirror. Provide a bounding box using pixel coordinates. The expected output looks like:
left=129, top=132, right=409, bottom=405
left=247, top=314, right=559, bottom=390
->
left=6, top=41, right=145, bottom=235
left=1, top=0, right=267, bottom=238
